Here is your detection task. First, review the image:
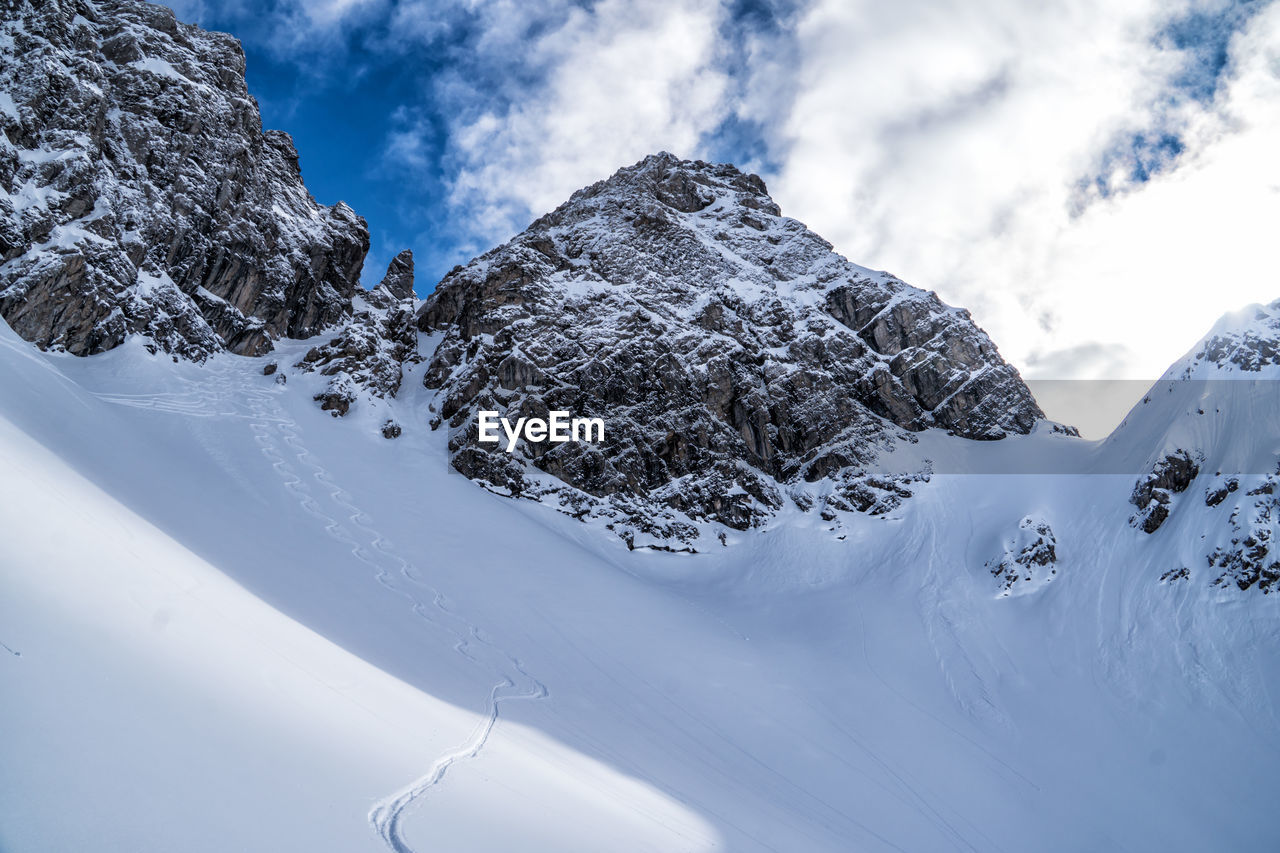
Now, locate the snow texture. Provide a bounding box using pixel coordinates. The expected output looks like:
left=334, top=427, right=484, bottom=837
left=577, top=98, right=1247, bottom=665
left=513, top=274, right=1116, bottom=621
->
left=3, top=293, right=1280, bottom=853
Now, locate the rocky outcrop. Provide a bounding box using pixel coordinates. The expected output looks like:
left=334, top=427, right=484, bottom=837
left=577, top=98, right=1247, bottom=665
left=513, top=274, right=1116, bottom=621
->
left=1207, top=473, right=1279, bottom=593
left=377, top=248, right=416, bottom=300
left=0, top=0, right=368, bottom=359
left=296, top=250, right=419, bottom=416
left=1130, top=449, right=1200, bottom=533
left=988, top=516, right=1058, bottom=597
left=1205, top=476, right=1239, bottom=508
left=418, top=152, right=1044, bottom=541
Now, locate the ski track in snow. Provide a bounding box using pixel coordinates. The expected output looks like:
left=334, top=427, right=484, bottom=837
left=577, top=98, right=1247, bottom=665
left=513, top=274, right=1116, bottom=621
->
left=137, top=361, right=551, bottom=853
left=86, top=360, right=1026, bottom=853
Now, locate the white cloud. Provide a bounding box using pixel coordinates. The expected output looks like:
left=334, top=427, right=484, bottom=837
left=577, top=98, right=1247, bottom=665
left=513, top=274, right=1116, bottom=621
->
left=418, top=0, right=730, bottom=246
left=1020, top=7, right=1280, bottom=379
left=238, top=0, right=388, bottom=58
left=751, top=0, right=1280, bottom=381
left=407, top=0, right=1279, bottom=384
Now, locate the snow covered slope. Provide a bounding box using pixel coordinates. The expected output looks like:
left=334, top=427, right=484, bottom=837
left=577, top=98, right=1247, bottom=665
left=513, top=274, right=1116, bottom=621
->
left=3, top=304, right=1279, bottom=852
left=1096, top=299, right=1280, bottom=593
left=0, top=318, right=719, bottom=853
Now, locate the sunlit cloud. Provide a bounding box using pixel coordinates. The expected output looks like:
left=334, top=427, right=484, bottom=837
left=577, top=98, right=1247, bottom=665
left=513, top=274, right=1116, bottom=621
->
left=747, top=0, right=1280, bottom=380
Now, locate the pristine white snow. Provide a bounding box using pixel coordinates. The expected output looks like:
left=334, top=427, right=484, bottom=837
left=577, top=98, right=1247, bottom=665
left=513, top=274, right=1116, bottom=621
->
left=2, top=313, right=1279, bottom=852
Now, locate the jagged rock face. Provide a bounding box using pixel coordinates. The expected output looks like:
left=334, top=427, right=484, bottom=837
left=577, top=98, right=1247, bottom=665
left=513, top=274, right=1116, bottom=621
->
left=418, top=152, right=1043, bottom=535
left=0, top=0, right=369, bottom=359
left=296, top=251, right=419, bottom=416
left=378, top=248, right=415, bottom=301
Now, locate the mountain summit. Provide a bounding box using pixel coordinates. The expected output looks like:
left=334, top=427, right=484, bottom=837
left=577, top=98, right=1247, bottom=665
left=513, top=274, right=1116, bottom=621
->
left=417, top=152, right=1045, bottom=541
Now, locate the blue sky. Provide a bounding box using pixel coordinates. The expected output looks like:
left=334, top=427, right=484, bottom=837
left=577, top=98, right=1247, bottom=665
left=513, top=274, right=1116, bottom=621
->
left=168, top=0, right=808, bottom=286
left=168, top=0, right=1279, bottom=382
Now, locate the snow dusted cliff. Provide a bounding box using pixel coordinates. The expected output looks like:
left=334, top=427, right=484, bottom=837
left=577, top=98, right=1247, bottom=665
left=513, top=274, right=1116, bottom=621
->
left=418, top=153, right=1046, bottom=542
left=0, top=0, right=370, bottom=358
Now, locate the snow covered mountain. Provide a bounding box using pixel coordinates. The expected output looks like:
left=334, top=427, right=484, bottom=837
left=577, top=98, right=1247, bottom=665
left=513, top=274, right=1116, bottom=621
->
left=1099, top=299, right=1280, bottom=593
left=2, top=2, right=1280, bottom=853
left=418, top=153, right=1046, bottom=544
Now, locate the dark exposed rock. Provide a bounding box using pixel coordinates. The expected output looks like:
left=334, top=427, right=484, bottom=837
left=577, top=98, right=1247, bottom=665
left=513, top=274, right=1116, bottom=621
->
left=418, top=152, right=1044, bottom=540
left=988, top=516, right=1058, bottom=597
left=381, top=419, right=402, bottom=439
left=294, top=250, right=419, bottom=415
left=1131, top=449, right=1200, bottom=533
left=378, top=249, right=416, bottom=301
left=315, top=387, right=352, bottom=417
left=1205, top=477, right=1238, bottom=507
left=0, top=0, right=368, bottom=359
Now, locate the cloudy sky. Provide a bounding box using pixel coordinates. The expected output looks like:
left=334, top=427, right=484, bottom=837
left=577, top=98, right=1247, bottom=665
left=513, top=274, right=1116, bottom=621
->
left=169, top=0, right=1279, bottom=386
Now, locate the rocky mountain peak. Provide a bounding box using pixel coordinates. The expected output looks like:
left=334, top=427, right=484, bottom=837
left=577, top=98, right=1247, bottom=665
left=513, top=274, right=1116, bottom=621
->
left=296, top=249, right=420, bottom=417
left=377, top=249, right=416, bottom=301
left=550, top=150, right=778, bottom=219
left=418, top=152, right=1044, bottom=544
left=0, top=0, right=370, bottom=359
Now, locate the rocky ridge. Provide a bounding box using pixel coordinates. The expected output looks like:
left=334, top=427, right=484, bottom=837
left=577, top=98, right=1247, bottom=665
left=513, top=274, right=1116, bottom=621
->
left=1187, top=302, right=1280, bottom=375
left=0, top=0, right=370, bottom=359
left=417, top=153, right=1045, bottom=542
